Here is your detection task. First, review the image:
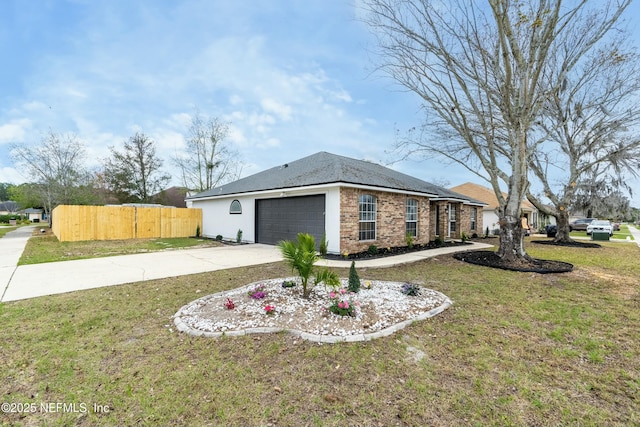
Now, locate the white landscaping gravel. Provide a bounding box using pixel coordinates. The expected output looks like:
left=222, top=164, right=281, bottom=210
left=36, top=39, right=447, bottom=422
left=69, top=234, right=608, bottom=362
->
left=174, top=277, right=452, bottom=342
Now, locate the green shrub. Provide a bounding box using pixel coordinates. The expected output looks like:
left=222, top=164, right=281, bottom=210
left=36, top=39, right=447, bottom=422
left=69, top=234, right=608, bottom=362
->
left=0, top=214, right=24, bottom=224
left=461, top=232, right=470, bottom=242
left=215, top=234, right=223, bottom=241
left=401, top=283, right=421, bottom=296
left=367, top=245, right=378, bottom=255
left=485, top=226, right=490, bottom=238
left=319, top=233, right=328, bottom=256
left=195, top=224, right=201, bottom=238
left=348, top=261, right=360, bottom=293
left=405, top=232, right=415, bottom=249
left=434, top=237, right=443, bottom=246
left=236, top=229, right=243, bottom=243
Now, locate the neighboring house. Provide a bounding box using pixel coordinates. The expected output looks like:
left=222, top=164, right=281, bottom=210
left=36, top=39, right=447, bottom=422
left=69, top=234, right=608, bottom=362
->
left=22, top=208, right=46, bottom=223
left=0, top=201, right=20, bottom=215
left=449, top=182, right=540, bottom=234
left=152, top=186, right=189, bottom=208
left=188, top=152, right=485, bottom=254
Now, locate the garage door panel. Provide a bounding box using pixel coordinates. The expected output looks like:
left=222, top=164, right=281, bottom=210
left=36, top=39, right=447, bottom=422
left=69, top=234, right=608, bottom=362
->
left=256, top=195, right=325, bottom=245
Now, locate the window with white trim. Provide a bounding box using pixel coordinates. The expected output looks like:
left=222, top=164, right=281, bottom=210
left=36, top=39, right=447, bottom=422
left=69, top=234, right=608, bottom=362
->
left=359, top=194, right=377, bottom=241
left=471, top=207, right=477, bottom=231
left=406, top=198, right=418, bottom=237
left=449, top=204, right=457, bottom=232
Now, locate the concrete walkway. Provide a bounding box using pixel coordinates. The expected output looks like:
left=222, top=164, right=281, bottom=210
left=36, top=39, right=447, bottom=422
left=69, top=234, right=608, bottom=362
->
left=627, top=225, right=640, bottom=247
left=0, top=226, right=37, bottom=301
left=0, top=225, right=492, bottom=302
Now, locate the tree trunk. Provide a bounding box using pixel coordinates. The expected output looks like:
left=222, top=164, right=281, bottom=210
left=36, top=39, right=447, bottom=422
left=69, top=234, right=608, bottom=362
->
left=553, top=210, right=574, bottom=243
left=496, top=210, right=529, bottom=263
left=496, top=128, right=531, bottom=263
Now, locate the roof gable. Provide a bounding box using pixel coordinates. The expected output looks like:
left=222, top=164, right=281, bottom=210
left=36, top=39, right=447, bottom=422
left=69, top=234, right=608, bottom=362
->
left=190, top=152, right=481, bottom=203
left=450, top=182, right=536, bottom=211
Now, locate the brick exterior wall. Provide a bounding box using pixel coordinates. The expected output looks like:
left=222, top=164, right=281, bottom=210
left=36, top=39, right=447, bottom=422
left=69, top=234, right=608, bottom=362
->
left=466, top=205, right=483, bottom=237
left=428, top=201, right=484, bottom=241
left=338, top=187, right=483, bottom=253
left=429, top=201, right=448, bottom=241
left=339, top=187, right=431, bottom=254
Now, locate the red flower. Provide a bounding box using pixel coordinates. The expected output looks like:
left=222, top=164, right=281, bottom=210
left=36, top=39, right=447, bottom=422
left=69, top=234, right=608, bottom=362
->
left=224, top=298, right=235, bottom=310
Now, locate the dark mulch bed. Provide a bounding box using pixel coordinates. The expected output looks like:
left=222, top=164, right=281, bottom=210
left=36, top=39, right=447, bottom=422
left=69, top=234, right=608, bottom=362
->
left=323, top=241, right=472, bottom=261
left=531, top=240, right=601, bottom=248
left=453, top=250, right=573, bottom=274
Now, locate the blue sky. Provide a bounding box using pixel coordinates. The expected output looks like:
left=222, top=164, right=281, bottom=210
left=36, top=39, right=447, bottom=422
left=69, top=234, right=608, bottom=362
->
left=1, top=0, right=639, bottom=206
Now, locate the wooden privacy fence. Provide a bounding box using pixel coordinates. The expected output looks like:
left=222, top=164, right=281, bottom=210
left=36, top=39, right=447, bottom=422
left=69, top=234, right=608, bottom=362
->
left=52, top=205, right=202, bottom=242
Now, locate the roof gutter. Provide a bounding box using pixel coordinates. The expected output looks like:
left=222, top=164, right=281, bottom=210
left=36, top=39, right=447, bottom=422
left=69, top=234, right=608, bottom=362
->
left=188, top=181, right=444, bottom=201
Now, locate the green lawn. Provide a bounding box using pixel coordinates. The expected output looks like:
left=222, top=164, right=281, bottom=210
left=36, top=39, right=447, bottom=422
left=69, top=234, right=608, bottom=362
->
left=18, top=232, right=222, bottom=265
left=1, top=241, right=638, bottom=426
left=0, top=226, right=17, bottom=238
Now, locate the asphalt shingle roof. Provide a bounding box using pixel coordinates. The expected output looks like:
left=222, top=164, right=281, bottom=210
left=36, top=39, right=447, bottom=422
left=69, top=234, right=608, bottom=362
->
left=189, top=152, right=483, bottom=204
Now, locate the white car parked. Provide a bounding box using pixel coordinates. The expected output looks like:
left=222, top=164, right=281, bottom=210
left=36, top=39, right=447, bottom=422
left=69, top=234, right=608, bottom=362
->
left=586, top=220, right=613, bottom=236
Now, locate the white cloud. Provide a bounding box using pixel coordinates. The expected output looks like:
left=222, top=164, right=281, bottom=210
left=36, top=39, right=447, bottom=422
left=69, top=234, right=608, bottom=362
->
left=0, top=119, right=32, bottom=145
left=260, top=98, right=292, bottom=122
left=0, top=166, right=26, bottom=184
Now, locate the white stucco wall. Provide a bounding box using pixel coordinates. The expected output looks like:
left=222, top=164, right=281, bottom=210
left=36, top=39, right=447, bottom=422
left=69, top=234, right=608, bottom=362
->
left=483, top=209, right=500, bottom=235
left=192, top=194, right=257, bottom=242
left=189, top=185, right=341, bottom=252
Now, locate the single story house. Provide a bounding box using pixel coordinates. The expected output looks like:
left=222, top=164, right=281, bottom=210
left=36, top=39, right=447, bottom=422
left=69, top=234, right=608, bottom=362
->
left=188, top=152, right=485, bottom=254
left=22, top=208, right=47, bottom=223
left=449, top=182, right=541, bottom=234
left=0, top=201, right=20, bottom=215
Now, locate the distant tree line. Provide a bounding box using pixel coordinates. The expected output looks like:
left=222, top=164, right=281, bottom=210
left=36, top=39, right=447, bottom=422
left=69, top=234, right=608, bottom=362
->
left=7, top=112, right=241, bottom=223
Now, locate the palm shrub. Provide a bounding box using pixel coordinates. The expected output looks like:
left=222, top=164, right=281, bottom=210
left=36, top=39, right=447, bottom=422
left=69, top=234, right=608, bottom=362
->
left=278, top=233, right=338, bottom=298
left=319, top=233, right=328, bottom=256
left=348, top=261, right=360, bottom=293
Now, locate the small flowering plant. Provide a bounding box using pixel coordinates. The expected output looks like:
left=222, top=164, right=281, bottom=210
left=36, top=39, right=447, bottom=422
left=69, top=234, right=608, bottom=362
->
left=224, top=298, right=235, bottom=310
left=264, top=304, right=276, bottom=315
left=401, top=283, right=420, bottom=296
left=248, top=284, right=267, bottom=299
left=327, top=288, right=357, bottom=317
left=281, top=280, right=297, bottom=288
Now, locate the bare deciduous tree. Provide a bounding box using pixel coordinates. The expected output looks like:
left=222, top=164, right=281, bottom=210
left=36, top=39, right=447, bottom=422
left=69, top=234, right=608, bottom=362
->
left=364, top=0, right=630, bottom=262
left=10, top=130, right=92, bottom=223
left=103, top=132, right=171, bottom=203
left=173, top=113, right=241, bottom=192
left=527, top=37, right=640, bottom=241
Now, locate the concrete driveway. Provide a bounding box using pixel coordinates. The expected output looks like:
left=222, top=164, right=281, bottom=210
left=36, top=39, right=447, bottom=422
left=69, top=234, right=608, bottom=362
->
left=0, top=229, right=283, bottom=302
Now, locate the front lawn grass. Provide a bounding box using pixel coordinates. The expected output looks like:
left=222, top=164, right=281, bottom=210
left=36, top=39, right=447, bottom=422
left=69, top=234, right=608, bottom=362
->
left=1, top=242, right=638, bottom=426
left=18, top=230, right=222, bottom=265
left=0, top=226, right=17, bottom=238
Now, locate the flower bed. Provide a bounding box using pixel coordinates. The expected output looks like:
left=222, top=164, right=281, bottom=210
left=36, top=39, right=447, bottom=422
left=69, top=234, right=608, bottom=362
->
left=174, top=278, right=452, bottom=342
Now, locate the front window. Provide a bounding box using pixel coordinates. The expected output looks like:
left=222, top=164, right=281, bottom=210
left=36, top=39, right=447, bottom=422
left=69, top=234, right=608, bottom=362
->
left=471, top=207, right=477, bottom=231
left=406, top=198, right=418, bottom=237
left=359, top=194, right=377, bottom=241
